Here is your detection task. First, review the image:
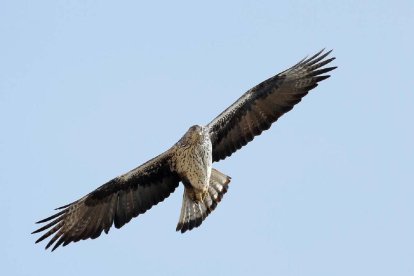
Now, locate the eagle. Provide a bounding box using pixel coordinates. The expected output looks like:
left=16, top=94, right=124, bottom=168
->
left=33, top=49, right=336, bottom=251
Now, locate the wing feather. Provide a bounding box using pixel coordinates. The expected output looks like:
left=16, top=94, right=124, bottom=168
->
left=32, top=151, right=180, bottom=251
left=208, top=49, right=336, bottom=162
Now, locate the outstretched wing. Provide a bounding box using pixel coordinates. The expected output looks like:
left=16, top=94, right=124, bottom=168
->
left=208, top=49, right=336, bottom=162
left=32, top=151, right=180, bottom=251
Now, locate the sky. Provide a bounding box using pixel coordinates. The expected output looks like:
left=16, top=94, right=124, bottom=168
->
left=1, top=1, right=413, bottom=275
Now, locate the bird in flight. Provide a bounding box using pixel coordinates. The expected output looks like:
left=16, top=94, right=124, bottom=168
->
left=33, top=49, right=336, bottom=251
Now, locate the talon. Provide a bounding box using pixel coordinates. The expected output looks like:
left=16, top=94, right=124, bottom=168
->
left=202, top=189, right=209, bottom=201
left=195, top=189, right=208, bottom=202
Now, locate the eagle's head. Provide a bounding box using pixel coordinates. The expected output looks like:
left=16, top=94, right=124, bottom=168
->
left=179, top=125, right=207, bottom=145
left=188, top=124, right=205, bottom=140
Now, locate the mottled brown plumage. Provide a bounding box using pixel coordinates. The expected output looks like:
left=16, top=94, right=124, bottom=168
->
left=33, top=50, right=336, bottom=250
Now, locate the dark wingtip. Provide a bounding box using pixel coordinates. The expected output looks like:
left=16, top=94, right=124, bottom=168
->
left=35, top=235, right=48, bottom=244
left=55, top=203, right=71, bottom=210
left=323, top=48, right=333, bottom=56
left=292, top=49, right=335, bottom=72
left=325, top=57, right=336, bottom=63
left=306, top=49, right=335, bottom=66
left=315, top=75, right=330, bottom=82
left=51, top=238, right=65, bottom=251
left=34, top=237, right=42, bottom=244
left=35, top=209, right=66, bottom=224
left=36, top=218, right=52, bottom=224
left=32, top=229, right=41, bottom=235
left=45, top=241, right=53, bottom=250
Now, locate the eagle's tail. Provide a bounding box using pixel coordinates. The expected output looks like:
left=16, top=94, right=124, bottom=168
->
left=176, top=168, right=230, bottom=233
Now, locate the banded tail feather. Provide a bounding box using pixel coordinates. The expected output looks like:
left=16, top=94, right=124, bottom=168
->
left=176, top=168, right=231, bottom=233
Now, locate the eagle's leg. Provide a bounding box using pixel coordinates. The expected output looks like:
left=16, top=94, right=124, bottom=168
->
left=195, top=188, right=209, bottom=202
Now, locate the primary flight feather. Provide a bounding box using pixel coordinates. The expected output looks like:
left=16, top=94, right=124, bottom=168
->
left=33, top=49, right=336, bottom=251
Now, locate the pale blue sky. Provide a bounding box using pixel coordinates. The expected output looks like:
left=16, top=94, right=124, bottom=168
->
left=1, top=1, right=413, bottom=275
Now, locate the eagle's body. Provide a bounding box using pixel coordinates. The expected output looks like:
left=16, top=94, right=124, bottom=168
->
left=172, top=125, right=226, bottom=232
left=173, top=125, right=213, bottom=194
left=33, top=50, right=336, bottom=251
